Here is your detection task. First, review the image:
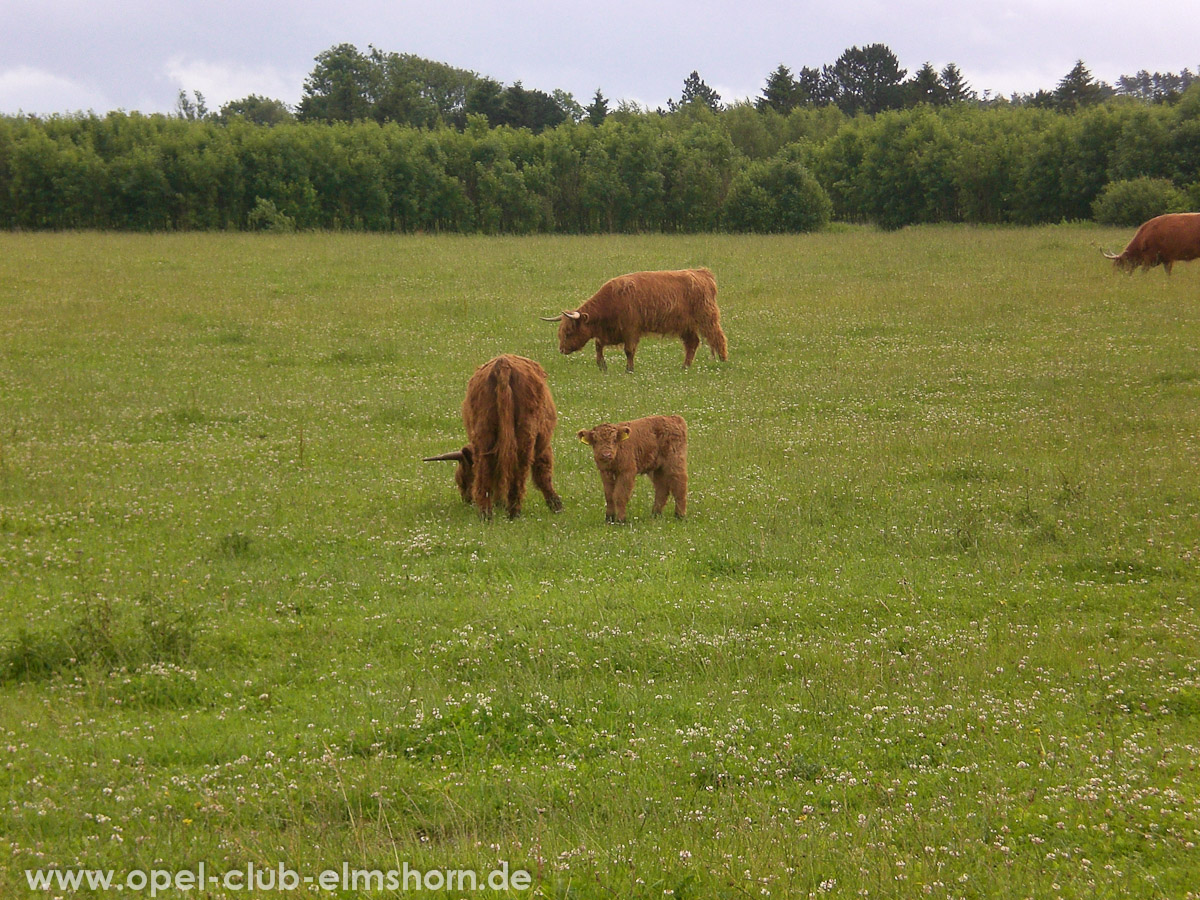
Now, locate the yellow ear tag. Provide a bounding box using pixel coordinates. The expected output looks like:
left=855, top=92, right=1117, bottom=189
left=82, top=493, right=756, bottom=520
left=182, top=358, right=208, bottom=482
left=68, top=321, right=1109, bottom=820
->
left=579, top=435, right=590, bottom=444
left=618, top=430, right=631, bottom=441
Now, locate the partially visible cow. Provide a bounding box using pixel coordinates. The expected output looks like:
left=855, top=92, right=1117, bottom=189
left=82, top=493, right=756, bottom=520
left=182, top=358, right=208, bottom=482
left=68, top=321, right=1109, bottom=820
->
left=577, top=415, right=687, bottom=523
left=424, top=355, right=563, bottom=520
left=542, top=268, right=727, bottom=372
left=1103, top=213, right=1200, bottom=275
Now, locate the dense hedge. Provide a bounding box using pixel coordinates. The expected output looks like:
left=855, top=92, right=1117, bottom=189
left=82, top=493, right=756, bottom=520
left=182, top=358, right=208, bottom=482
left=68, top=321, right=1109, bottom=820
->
left=2, top=87, right=1199, bottom=233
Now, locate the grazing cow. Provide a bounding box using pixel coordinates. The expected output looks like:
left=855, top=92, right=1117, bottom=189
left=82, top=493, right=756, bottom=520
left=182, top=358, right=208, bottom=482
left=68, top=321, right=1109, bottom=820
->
left=577, top=415, right=687, bottom=523
left=542, top=268, right=727, bottom=372
left=424, top=355, right=563, bottom=520
left=1103, top=213, right=1200, bottom=275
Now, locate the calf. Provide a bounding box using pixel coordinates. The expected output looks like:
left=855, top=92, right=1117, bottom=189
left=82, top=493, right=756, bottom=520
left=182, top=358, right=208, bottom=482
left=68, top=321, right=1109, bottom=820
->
left=578, top=415, right=687, bottom=523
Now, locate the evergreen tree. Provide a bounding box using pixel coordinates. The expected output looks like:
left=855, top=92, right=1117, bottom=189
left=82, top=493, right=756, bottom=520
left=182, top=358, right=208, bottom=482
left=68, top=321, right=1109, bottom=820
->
left=757, top=64, right=805, bottom=114
left=586, top=89, right=609, bottom=126
left=1054, top=60, right=1113, bottom=111
left=797, top=66, right=830, bottom=106
left=1116, top=68, right=1197, bottom=103
left=905, top=62, right=947, bottom=107
left=670, top=71, right=722, bottom=112
left=501, top=82, right=567, bottom=132
left=827, top=44, right=907, bottom=115
left=464, top=77, right=506, bottom=125
left=940, top=63, right=974, bottom=103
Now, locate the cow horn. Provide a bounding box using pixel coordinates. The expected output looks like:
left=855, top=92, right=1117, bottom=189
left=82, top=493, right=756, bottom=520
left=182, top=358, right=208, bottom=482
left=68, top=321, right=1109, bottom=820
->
left=1101, top=249, right=1120, bottom=260
left=540, top=314, right=564, bottom=322
left=423, top=451, right=466, bottom=462
left=563, top=310, right=581, bottom=320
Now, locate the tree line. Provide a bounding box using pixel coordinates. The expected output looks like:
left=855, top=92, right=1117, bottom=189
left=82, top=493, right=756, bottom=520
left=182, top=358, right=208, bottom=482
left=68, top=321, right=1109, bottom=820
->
left=217, top=43, right=1199, bottom=129
left=2, top=42, right=1198, bottom=234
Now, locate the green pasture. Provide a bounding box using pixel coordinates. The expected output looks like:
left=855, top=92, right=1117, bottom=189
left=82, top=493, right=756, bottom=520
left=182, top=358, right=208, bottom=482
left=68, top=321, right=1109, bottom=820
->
left=1, top=228, right=1198, bottom=898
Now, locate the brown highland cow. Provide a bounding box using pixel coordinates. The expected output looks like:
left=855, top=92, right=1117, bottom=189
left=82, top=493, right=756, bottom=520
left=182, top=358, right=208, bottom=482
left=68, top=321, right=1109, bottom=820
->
left=577, top=415, right=687, bottom=523
left=424, top=355, right=563, bottom=520
left=542, top=268, right=727, bottom=372
left=1103, top=213, right=1200, bottom=274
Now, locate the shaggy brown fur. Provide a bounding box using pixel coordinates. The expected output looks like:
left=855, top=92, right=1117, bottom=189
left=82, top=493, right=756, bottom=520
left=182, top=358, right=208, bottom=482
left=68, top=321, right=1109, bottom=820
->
left=1103, top=213, right=1200, bottom=274
left=544, top=268, right=728, bottom=372
left=578, top=415, right=687, bottom=523
left=424, top=355, right=563, bottom=520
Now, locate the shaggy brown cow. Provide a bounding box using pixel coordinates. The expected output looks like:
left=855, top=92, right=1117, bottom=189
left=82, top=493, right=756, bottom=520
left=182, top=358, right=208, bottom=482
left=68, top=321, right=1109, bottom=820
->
left=1103, top=213, right=1200, bottom=274
left=542, top=268, right=727, bottom=372
left=424, top=355, right=563, bottom=520
left=577, top=415, right=687, bottom=523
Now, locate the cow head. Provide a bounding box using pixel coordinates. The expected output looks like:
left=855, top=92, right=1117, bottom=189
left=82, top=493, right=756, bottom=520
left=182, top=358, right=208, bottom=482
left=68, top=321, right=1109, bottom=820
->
left=423, top=446, right=475, bottom=503
left=541, top=310, right=592, bottom=354
left=1101, top=248, right=1136, bottom=273
left=578, top=423, right=631, bottom=466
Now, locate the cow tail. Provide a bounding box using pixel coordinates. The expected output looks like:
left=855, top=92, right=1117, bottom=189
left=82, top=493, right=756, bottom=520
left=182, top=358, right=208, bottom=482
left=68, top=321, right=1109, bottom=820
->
left=493, top=357, right=517, bottom=507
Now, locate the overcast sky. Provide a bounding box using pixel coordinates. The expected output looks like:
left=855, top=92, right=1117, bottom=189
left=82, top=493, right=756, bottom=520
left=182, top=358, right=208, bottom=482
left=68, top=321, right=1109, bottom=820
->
left=2, top=0, right=1198, bottom=117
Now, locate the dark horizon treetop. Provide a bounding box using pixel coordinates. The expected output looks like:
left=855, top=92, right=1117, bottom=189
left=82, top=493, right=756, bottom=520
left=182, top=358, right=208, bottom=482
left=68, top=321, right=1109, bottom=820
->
left=824, top=43, right=908, bottom=115
left=906, top=62, right=948, bottom=107
left=1054, top=59, right=1115, bottom=111
left=586, top=88, right=609, bottom=126
left=757, top=64, right=807, bottom=115
left=271, top=41, right=1198, bottom=133
left=669, top=71, right=722, bottom=113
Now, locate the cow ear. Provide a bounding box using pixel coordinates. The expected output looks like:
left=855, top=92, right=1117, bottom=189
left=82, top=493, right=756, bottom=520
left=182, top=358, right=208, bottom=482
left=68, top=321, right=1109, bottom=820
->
left=461, top=446, right=474, bottom=464
left=577, top=430, right=592, bottom=444
left=618, top=426, right=631, bottom=441
left=578, top=312, right=590, bottom=324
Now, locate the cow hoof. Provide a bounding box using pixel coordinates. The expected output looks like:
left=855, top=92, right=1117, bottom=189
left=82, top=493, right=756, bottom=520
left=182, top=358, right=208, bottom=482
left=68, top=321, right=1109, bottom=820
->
left=507, top=509, right=522, bottom=520
left=547, top=496, right=564, bottom=512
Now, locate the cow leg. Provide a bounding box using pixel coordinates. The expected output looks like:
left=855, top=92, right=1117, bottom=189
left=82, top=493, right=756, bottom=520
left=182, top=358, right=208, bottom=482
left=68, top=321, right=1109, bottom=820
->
left=601, top=471, right=618, bottom=523
left=1164, top=260, right=1174, bottom=276
left=681, top=331, right=700, bottom=368
left=624, top=337, right=639, bottom=372
left=651, top=471, right=670, bottom=516
left=473, top=456, right=495, bottom=521
left=671, top=468, right=688, bottom=518
left=507, top=459, right=530, bottom=519
left=532, top=435, right=563, bottom=512
left=613, top=471, right=637, bottom=524
left=595, top=342, right=608, bottom=372
left=701, top=319, right=729, bottom=361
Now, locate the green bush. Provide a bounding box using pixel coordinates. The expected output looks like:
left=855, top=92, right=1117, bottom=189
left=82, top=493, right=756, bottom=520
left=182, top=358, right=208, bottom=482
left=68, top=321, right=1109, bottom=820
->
left=247, top=196, right=297, bottom=232
left=723, top=152, right=831, bottom=232
left=1092, top=177, right=1186, bottom=225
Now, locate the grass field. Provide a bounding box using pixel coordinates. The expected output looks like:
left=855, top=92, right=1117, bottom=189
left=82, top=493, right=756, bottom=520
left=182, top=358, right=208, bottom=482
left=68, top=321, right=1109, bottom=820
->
left=1, top=227, right=1199, bottom=898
